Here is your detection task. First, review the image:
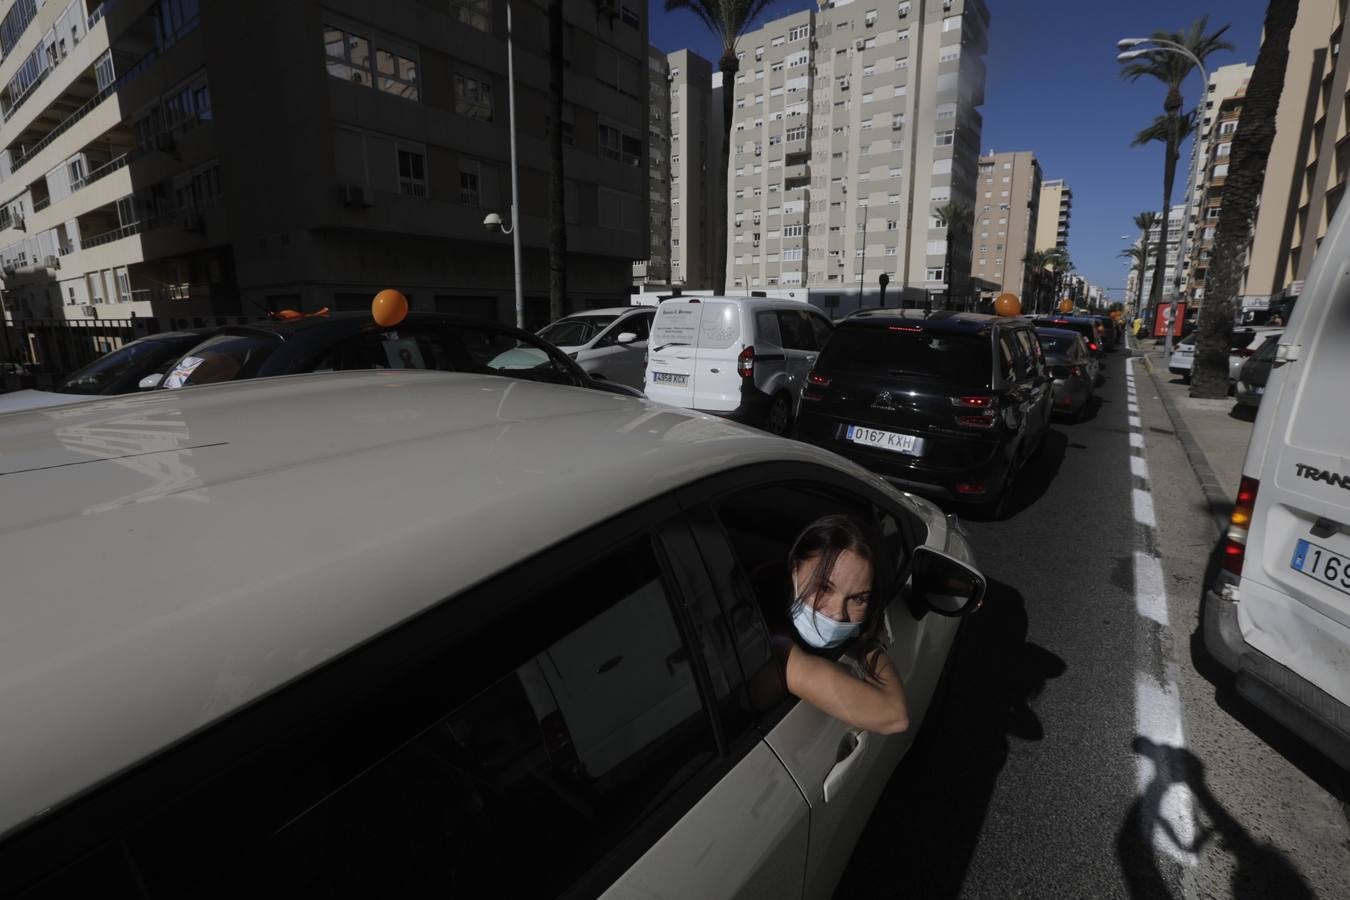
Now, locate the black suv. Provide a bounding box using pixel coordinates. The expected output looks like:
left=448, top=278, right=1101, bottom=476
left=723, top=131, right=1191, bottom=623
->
left=1032, top=316, right=1106, bottom=355
left=794, top=311, right=1053, bottom=517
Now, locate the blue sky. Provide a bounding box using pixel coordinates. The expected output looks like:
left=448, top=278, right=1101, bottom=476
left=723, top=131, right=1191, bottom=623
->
left=649, top=0, right=1270, bottom=299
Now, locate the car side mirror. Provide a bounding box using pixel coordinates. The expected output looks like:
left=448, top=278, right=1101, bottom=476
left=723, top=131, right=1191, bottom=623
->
left=616, top=331, right=638, bottom=345
left=138, top=373, right=164, bottom=390
left=910, top=546, right=985, bottom=617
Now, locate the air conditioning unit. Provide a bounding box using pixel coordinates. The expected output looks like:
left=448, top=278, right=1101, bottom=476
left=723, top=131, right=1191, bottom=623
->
left=81, top=304, right=97, bottom=317
left=855, top=39, right=866, bottom=50
left=43, top=254, right=59, bottom=268
left=181, top=212, right=205, bottom=232
left=342, top=183, right=372, bottom=207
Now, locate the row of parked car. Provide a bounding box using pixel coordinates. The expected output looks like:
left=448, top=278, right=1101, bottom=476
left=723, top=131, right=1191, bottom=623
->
left=1166, top=325, right=1285, bottom=410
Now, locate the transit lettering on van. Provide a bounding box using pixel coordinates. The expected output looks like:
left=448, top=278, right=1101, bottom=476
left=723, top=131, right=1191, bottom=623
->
left=1294, top=463, right=1350, bottom=491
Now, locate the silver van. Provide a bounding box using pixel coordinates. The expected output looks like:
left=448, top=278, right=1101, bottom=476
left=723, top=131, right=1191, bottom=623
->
left=1205, top=201, right=1350, bottom=770
left=0, top=370, right=981, bottom=898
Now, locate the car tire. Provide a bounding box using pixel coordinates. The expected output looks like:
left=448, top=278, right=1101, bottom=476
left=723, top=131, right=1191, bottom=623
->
left=766, top=392, right=792, bottom=437
left=1182, top=373, right=1191, bottom=384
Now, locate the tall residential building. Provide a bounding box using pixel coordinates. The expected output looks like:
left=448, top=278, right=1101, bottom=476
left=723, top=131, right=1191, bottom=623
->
left=1139, top=203, right=1185, bottom=304
left=1241, top=0, right=1348, bottom=316
left=634, top=46, right=670, bottom=286
left=0, top=0, right=649, bottom=372
left=723, top=0, right=989, bottom=305
left=969, top=150, right=1040, bottom=303
left=1186, top=84, right=1245, bottom=306
left=1033, top=178, right=1070, bottom=253
left=668, top=50, right=722, bottom=289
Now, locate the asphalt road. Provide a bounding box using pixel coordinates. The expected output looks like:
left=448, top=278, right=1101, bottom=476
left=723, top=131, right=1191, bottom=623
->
left=834, top=347, right=1350, bottom=899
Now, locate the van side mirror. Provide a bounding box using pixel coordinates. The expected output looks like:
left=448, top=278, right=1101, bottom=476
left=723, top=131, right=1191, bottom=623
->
left=138, top=373, right=164, bottom=390
left=616, top=331, right=638, bottom=345
left=910, top=546, right=985, bottom=616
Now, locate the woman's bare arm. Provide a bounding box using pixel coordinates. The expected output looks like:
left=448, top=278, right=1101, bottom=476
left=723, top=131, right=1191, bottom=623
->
left=784, top=643, right=909, bottom=734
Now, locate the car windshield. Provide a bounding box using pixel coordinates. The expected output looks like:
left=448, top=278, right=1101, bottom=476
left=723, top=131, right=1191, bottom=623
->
left=1036, top=333, right=1080, bottom=355
left=161, top=334, right=280, bottom=389
left=54, top=340, right=188, bottom=395
left=538, top=315, right=619, bottom=346
left=817, top=327, right=991, bottom=387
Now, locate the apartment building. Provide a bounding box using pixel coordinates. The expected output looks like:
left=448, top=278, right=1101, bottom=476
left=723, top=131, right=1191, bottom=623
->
left=1180, top=63, right=1252, bottom=266
left=634, top=45, right=669, bottom=286
left=969, top=149, right=1040, bottom=302
left=723, top=0, right=989, bottom=305
left=1186, top=84, right=1245, bottom=307
left=667, top=49, right=722, bottom=289
left=1240, top=0, right=1348, bottom=317
left=0, top=0, right=649, bottom=371
left=1033, top=177, right=1070, bottom=253
left=1138, top=203, right=1185, bottom=303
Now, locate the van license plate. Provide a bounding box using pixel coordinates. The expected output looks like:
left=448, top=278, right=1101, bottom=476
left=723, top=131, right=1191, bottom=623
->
left=1290, top=539, right=1350, bottom=595
left=651, top=372, right=688, bottom=385
left=846, top=425, right=917, bottom=454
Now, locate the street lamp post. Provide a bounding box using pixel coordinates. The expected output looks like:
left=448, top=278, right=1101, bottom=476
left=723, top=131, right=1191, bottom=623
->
left=1118, top=38, right=1208, bottom=358
left=503, top=0, right=524, bottom=329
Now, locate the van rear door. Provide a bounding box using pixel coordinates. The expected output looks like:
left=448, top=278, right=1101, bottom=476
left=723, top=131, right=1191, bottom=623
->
left=646, top=301, right=704, bottom=407
left=1240, top=227, right=1350, bottom=713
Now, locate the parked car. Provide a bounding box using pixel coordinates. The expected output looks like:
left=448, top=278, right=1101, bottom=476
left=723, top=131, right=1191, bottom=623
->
left=1234, top=331, right=1282, bottom=409
left=1088, top=315, right=1120, bottom=351
left=1227, top=326, right=1283, bottom=387
left=155, top=312, right=640, bottom=397
left=1169, top=334, right=1197, bottom=382
left=1036, top=327, right=1096, bottom=420
left=645, top=296, right=835, bottom=435
left=1032, top=316, right=1105, bottom=357
left=537, top=306, right=656, bottom=390
left=794, top=310, right=1053, bottom=519
left=0, top=330, right=215, bottom=415
left=0, top=370, right=983, bottom=898
left=1204, top=198, right=1350, bottom=772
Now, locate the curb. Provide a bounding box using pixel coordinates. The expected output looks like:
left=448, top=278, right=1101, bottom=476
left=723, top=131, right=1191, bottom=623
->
left=1138, top=352, right=1232, bottom=539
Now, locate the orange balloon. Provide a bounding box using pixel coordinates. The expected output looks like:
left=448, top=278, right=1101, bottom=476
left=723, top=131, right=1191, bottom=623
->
left=1058, top=298, right=1075, bottom=313
left=372, top=289, right=409, bottom=327
left=993, top=293, right=1021, bottom=317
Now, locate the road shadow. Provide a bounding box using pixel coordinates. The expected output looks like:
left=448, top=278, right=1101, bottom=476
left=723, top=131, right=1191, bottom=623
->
left=833, top=579, right=1066, bottom=898
left=1004, top=428, right=1069, bottom=518
left=1229, top=404, right=1258, bottom=422
left=1117, top=737, right=1315, bottom=900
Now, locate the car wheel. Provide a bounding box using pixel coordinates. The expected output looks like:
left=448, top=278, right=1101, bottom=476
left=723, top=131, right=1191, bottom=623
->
left=766, top=393, right=792, bottom=436
left=1182, top=372, right=1191, bottom=384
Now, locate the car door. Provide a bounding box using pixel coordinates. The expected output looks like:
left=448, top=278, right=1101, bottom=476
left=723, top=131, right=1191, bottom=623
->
left=588, top=310, right=653, bottom=389
left=1009, top=327, right=1049, bottom=458
left=776, top=310, right=819, bottom=407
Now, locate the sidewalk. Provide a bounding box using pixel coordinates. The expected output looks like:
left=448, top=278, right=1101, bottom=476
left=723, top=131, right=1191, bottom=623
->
left=1138, top=345, right=1254, bottom=532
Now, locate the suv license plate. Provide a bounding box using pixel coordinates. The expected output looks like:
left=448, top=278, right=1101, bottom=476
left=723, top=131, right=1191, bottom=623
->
left=846, top=425, right=918, bottom=454
left=1290, top=539, right=1350, bottom=596
left=651, top=372, right=688, bottom=385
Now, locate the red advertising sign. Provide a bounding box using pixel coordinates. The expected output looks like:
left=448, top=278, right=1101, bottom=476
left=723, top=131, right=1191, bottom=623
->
left=1152, top=302, right=1188, bottom=338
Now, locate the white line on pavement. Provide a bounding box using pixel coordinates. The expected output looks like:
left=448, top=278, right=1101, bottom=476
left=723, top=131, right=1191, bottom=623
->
left=1131, top=455, right=1149, bottom=479
left=1130, top=432, right=1145, bottom=449
left=1132, top=488, right=1157, bottom=528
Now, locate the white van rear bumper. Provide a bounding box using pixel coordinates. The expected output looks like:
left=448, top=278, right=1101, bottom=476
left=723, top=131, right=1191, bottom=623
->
left=1203, top=589, right=1350, bottom=769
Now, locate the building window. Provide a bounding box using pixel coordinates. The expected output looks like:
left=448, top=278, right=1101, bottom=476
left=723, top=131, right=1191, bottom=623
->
left=926, top=267, right=944, bottom=281
left=620, top=4, right=640, bottom=28
left=451, top=0, right=491, bottom=32
left=934, top=130, right=954, bottom=146
left=376, top=48, right=418, bottom=101
left=459, top=161, right=481, bottom=205
left=323, top=25, right=372, bottom=86
left=398, top=148, right=427, bottom=197
left=599, top=122, right=642, bottom=166
left=454, top=72, right=493, bottom=120
left=788, top=24, right=810, bottom=41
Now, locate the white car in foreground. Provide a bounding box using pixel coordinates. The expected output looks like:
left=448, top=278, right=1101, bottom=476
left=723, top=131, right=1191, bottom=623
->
left=0, top=369, right=982, bottom=899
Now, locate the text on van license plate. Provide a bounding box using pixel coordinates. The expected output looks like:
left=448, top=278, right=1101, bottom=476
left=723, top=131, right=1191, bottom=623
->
left=1290, top=539, right=1350, bottom=595
left=846, top=425, right=917, bottom=454
left=652, top=372, right=688, bottom=385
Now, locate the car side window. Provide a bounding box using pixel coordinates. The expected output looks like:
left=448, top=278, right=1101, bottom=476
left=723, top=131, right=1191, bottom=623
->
left=454, top=325, right=580, bottom=386
left=807, top=313, right=832, bottom=350
left=1010, top=330, right=1036, bottom=382
left=1018, top=328, right=1044, bottom=373
left=17, top=538, right=717, bottom=899
left=756, top=310, right=783, bottom=348
left=631, top=310, right=654, bottom=342
left=313, top=328, right=454, bottom=373
left=777, top=310, right=815, bottom=351
left=998, top=336, right=1018, bottom=383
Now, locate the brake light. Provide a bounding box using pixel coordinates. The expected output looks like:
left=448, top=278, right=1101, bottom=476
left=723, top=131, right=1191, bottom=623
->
left=1222, top=476, right=1259, bottom=576
left=808, top=372, right=831, bottom=386
left=888, top=325, right=923, bottom=332
left=951, top=396, right=994, bottom=409
left=737, top=346, right=755, bottom=378
left=956, top=416, right=997, bottom=428
left=1235, top=347, right=1255, bottom=358
left=1088, top=342, right=1099, bottom=352
left=955, top=482, right=988, bottom=495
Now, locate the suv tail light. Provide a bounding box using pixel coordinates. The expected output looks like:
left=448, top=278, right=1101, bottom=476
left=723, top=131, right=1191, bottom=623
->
left=737, top=346, right=755, bottom=378
left=951, top=395, right=997, bottom=428
left=802, top=371, right=829, bottom=401
left=1222, top=476, right=1259, bottom=576
left=1088, top=341, right=1099, bottom=352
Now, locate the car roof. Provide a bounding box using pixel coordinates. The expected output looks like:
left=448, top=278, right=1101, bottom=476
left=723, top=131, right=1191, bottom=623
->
left=1035, top=327, right=1086, bottom=340
left=655, top=295, right=816, bottom=309
left=842, top=310, right=1014, bottom=334
left=559, top=307, right=648, bottom=317
left=214, top=311, right=510, bottom=340
left=0, top=370, right=888, bottom=838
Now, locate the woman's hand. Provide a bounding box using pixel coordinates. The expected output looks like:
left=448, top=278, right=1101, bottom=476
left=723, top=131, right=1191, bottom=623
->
left=784, top=642, right=909, bottom=735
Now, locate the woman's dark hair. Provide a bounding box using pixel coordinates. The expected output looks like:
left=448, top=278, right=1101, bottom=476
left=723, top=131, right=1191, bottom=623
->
left=787, top=514, right=890, bottom=680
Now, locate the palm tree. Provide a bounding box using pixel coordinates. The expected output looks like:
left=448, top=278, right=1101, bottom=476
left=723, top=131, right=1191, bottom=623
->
left=1122, top=210, right=1159, bottom=312
left=1130, top=110, right=1197, bottom=320
left=547, top=0, right=567, bottom=321
left=1045, top=247, right=1071, bottom=310
left=1191, top=0, right=1300, bottom=399
left=1022, top=249, right=1051, bottom=313
left=934, top=201, right=970, bottom=309
left=1121, top=17, right=1233, bottom=319
left=1119, top=244, right=1151, bottom=311
left=665, top=0, right=781, bottom=294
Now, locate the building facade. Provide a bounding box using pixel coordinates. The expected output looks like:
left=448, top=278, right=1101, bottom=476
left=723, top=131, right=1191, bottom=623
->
left=633, top=45, right=669, bottom=286
left=1186, top=84, right=1245, bottom=307
left=1033, top=177, right=1070, bottom=253
left=0, top=0, right=650, bottom=371
left=667, top=49, right=722, bottom=289
left=721, top=0, right=989, bottom=306
left=969, top=149, right=1040, bottom=303
left=1138, top=203, right=1185, bottom=305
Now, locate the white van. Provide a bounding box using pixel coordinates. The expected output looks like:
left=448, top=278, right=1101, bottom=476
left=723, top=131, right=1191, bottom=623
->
left=1205, top=203, right=1350, bottom=770
left=645, top=296, right=834, bottom=435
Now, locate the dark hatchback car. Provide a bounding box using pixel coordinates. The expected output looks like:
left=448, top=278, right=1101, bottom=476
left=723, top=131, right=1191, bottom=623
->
left=155, top=312, right=642, bottom=396
left=1036, top=327, right=1096, bottom=421
left=794, top=311, right=1053, bottom=518
left=1235, top=333, right=1281, bottom=409
left=1033, top=316, right=1106, bottom=358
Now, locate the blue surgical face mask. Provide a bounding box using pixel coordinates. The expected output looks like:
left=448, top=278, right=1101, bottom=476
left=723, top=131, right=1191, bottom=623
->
left=791, top=577, right=863, bottom=649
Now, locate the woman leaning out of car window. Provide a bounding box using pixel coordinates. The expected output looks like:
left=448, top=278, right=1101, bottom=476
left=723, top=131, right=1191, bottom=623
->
left=780, top=515, right=910, bottom=735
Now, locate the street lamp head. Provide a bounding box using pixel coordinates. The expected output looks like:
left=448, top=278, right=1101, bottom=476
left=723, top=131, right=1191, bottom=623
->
left=482, top=212, right=503, bottom=233
left=1117, top=37, right=1148, bottom=49
left=1117, top=49, right=1151, bottom=62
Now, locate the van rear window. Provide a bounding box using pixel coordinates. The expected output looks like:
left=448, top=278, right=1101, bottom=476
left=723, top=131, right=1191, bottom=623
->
left=817, top=328, right=991, bottom=388
left=651, top=302, right=740, bottom=350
